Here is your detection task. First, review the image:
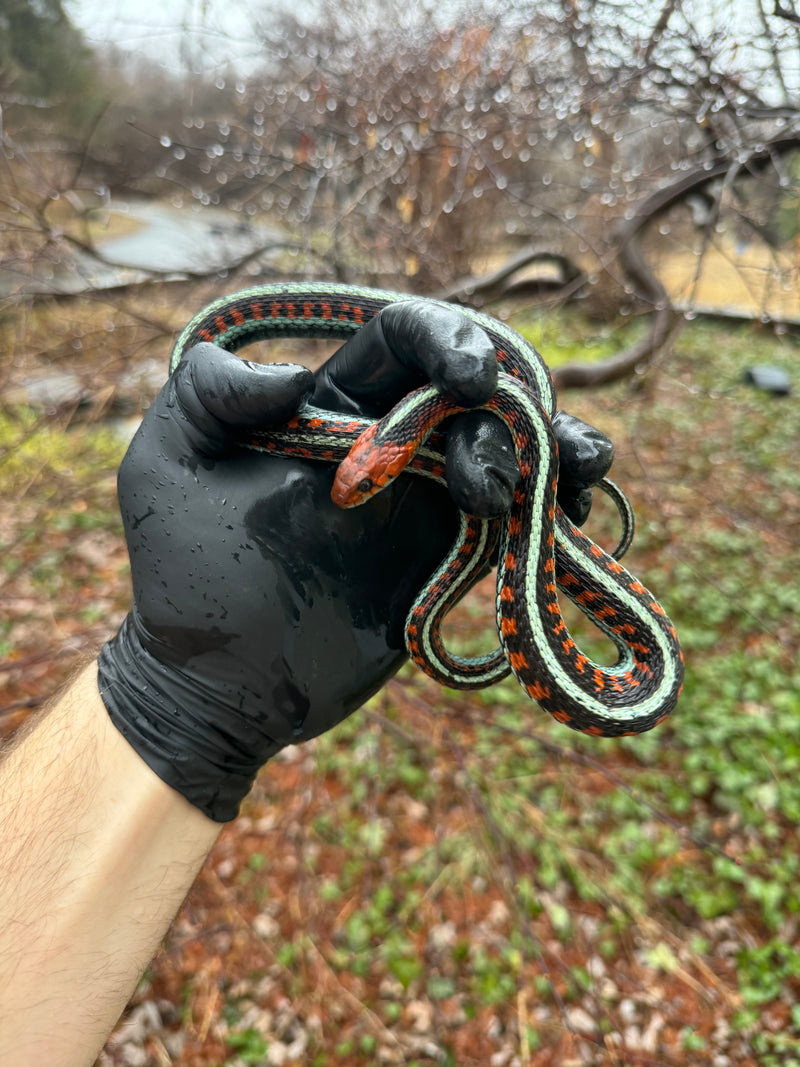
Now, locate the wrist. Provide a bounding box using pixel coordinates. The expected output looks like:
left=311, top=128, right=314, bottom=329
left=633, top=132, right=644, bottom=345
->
left=98, top=613, right=265, bottom=822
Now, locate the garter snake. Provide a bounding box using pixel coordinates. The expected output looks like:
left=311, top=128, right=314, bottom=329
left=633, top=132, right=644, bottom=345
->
left=170, top=282, right=683, bottom=736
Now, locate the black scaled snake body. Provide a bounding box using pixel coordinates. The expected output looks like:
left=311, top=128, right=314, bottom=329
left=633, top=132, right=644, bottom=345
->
left=170, top=283, right=684, bottom=737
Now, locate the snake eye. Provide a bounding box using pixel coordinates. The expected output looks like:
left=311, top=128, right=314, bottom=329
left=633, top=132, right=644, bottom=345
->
left=357, top=477, right=374, bottom=494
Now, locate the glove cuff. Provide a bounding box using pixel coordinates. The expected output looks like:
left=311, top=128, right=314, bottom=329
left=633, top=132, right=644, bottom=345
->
left=97, top=613, right=261, bottom=822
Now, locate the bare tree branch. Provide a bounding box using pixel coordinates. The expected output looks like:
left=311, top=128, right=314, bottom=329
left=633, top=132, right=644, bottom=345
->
left=437, top=247, right=585, bottom=306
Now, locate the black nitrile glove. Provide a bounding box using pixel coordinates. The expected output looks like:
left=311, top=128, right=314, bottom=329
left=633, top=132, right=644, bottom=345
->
left=313, top=302, right=613, bottom=523
left=98, top=300, right=612, bottom=821
left=551, top=410, right=615, bottom=526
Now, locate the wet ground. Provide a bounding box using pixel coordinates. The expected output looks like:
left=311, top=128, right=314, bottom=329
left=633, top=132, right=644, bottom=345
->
left=98, top=200, right=281, bottom=274
left=0, top=198, right=283, bottom=298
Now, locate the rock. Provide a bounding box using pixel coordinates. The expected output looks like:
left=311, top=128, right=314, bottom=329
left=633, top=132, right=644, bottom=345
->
left=743, top=365, right=792, bottom=395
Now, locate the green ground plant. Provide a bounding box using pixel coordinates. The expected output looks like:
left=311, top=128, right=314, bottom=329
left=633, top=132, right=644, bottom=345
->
left=2, top=310, right=798, bottom=1064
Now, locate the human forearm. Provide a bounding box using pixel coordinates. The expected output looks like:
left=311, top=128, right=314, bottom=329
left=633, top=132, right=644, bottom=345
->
left=0, top=300, right=616, bottom=1066
left=0, top=663, right=222, bottom=1067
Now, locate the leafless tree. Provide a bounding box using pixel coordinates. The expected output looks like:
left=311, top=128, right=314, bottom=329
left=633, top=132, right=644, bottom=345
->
left=106, top=0, right=798, bottom=381
left=5, top=0, right=800, bottom=387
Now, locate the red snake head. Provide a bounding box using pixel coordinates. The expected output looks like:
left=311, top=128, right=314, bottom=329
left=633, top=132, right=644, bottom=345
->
left=331, top=421, right=417, bottom=508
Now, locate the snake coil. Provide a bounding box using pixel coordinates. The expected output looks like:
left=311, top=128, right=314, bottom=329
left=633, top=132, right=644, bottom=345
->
left=170, top=283, right=683, bottom=736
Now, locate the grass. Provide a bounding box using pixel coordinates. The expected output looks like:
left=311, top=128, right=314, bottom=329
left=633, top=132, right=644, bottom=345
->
left=2, top=307, right=799, bottom=1065
left=509, top=304, right=648, bottom=368
left=0, top=407, right=127, bottom=720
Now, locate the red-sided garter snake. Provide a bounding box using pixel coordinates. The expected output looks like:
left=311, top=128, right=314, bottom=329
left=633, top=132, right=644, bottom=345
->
left=170, top=282, right=683, bottom=736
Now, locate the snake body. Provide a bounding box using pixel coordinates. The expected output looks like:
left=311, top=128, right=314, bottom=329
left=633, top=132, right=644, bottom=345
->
left=170, top=282, right=683, bottom=736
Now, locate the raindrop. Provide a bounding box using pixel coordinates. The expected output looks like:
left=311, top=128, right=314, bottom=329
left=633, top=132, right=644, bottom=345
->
left=160, top=134, right=172, bottom=148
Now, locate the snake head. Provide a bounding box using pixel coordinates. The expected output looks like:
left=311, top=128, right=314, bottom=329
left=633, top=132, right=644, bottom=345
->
left=331, top=422, right=415, bottom=508
left=331, top=464, right=380, bottom=508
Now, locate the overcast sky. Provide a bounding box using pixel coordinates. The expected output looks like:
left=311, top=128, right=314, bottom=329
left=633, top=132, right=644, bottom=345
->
left=65, top=0, right=262, bottom=73
left=64, top=0, right=790, bottom=96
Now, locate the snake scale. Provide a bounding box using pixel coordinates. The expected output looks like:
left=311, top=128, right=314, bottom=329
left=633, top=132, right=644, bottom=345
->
left=170, top=282, right=684, bottom=737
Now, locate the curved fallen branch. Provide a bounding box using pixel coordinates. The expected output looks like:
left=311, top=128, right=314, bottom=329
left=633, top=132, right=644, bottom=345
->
left=552, top=132, right=800, bottom=389
left=437, top=246, right=585, bottom=307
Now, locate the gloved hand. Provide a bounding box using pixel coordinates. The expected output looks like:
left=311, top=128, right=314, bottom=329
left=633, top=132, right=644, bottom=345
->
left=98, top=300, right=612, bottom=821
left=312, top=302, right=613, bottom=524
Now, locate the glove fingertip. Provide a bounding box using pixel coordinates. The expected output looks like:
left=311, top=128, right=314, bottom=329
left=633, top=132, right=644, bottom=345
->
left=552, top=410, right=615, bottom=488
left=382, top=301, right=498, bottom=407
left=183, top=344, right=313, bottom=428
left=558, top=486, right=593, bottom=527
left=445, top=411, right=520, bottom=518
left=241, top=361, right=315, bottom=423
